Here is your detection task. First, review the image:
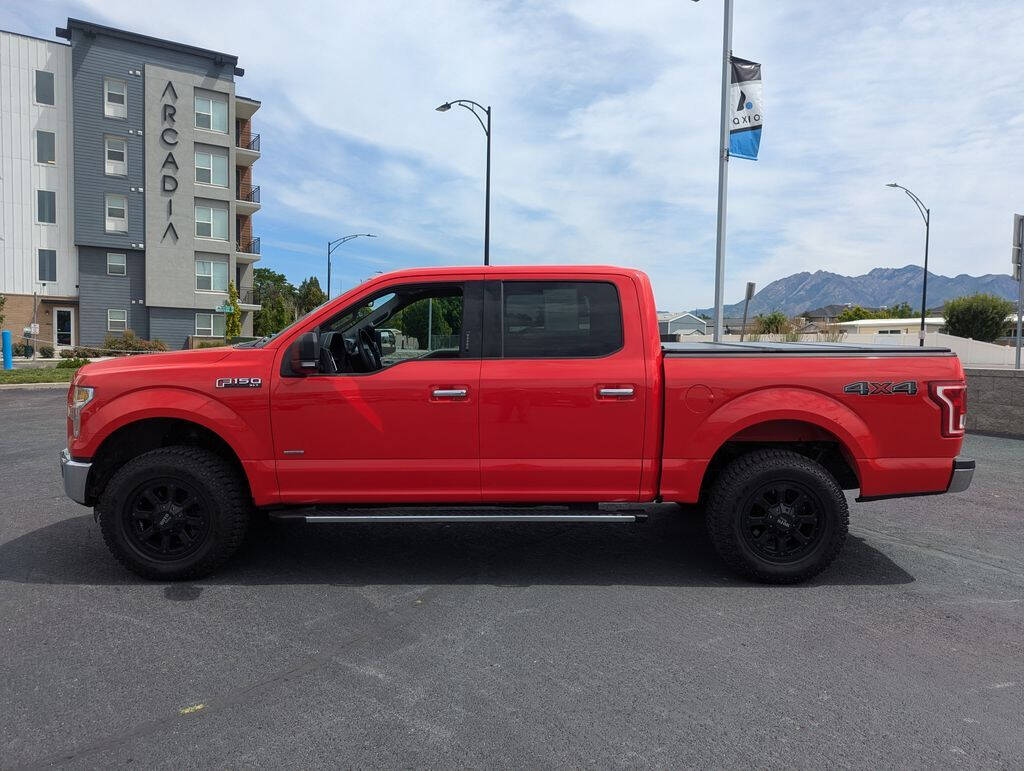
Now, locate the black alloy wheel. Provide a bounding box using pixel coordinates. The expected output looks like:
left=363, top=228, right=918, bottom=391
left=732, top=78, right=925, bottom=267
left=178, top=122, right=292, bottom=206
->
left=739, top=480, right=824, bottom=563
left=122, top=477, right=212, bottom=561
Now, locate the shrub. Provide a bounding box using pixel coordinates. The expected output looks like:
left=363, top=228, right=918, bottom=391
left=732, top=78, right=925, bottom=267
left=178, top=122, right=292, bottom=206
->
left=197, top=341, right=224, bottom=349
left=59, top=349, right=76, bottom=358
left=56, top=357, right=90, bottom=369
left=39, top=345, right=54, bottom=358
left=11, top=342, right=27, bottom=357
left=943, top=293, right=1015, bottom=343
left=753, top=311, right=791, bottom=335
left=102, top=330, right=169, bottom=355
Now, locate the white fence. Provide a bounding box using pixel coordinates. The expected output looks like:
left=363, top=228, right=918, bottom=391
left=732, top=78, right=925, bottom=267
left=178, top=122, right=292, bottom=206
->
left=677, top=332, right=1017, bottom=367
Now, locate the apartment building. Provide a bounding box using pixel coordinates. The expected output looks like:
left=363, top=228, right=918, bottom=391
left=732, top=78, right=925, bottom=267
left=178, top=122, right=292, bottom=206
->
left=0, top=30, right=77, bottom=347
left=0, top=19, right=262, bottom=350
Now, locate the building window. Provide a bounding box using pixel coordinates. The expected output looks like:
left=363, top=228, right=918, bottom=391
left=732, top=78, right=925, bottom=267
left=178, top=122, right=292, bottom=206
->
left=195, top=259, right=228, bottom=292
left=37, top=131, right=56, bottom=164
left=107, top=309, right=128, bottom=332
left=38, top=249, right=57, bottom=282
left=195, top=148, right=228, bottom=186
left=35, top=70, right=55, bottom=105
left=107, top=252, right=126, bottom=276
left=104, top=78, right=127, bottom=119
left=194, top=93, right=228, bottom=132
left=104, top=136, right=127, bottom=176
left=195, top=312, right=226, bottom=337
left=37, top=190, right=56, bottom=224
left=105, top=194, right=128, bottom=233
left=195, top=203, right=228, bottom=240
left=876, top=329, right=902, bottom=335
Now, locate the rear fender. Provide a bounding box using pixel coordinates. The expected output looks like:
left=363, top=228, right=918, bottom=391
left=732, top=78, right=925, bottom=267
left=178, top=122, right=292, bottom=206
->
left=661, top=387, right=875, bottom=502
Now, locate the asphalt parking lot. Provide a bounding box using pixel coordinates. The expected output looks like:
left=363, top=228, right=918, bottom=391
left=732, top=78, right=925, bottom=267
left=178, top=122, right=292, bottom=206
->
left=1, top=389, right=1022, bottom=768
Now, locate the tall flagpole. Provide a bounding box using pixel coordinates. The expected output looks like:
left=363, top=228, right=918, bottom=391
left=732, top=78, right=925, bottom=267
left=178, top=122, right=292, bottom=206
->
left=712, top=0, right=734, bottom=342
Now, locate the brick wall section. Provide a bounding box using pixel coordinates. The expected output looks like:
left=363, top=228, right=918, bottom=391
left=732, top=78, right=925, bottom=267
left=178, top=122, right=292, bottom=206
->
left=965, top=368, right=1024, bottom=438
left=237, top=214, right=252, bottom=248
left=1, top=293, right=80, bottom=348
left=236, top=117, right=252, bottom=148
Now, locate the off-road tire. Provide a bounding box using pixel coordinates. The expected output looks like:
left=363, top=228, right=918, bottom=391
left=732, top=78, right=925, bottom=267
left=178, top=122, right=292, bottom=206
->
left=96, top=446, right=250, bottom=580
left=705, top=449, right=848, bottom=584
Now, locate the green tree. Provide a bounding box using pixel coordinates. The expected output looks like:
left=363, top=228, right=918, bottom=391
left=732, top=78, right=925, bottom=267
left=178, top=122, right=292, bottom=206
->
left=392, top=297, right=458, bottom=349
left=943, top=293, right=1014, bottom=342
left=887, top=301, right=916, bottom=318
left=253, top=268, right=296, bottom=337
left=225, top=282, right=242, bottom=339
left=296, top=276, right=328, bottom=315
left=753, top=310, right=790, bottom=334
left=837, top=305, right=875, bottom=322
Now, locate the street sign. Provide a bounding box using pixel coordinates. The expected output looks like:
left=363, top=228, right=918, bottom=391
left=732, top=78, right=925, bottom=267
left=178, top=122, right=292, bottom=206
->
left=745, top=282, right=756, bottom=301
left=30, top=323, right=39, bottom=335
left=215, top=304, right=234, bottom=314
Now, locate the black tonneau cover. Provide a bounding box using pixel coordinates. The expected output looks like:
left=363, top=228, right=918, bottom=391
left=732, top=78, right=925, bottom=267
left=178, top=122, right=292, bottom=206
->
left=662, top=341, right=954, bottom=357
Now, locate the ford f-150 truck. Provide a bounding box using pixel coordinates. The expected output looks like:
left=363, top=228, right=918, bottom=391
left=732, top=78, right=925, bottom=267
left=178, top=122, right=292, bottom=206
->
left=60, top=266, right=973, bottom=583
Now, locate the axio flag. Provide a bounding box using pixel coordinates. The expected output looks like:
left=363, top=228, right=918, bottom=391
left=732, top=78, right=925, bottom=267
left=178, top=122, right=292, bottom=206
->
left=729, top=57, right=763, bottom=160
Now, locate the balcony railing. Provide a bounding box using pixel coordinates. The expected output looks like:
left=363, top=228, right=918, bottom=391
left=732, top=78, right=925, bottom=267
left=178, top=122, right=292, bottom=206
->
left=237, top=183, right=260, bottom=203
left=239, top=287, right=256, bottom=305
left=237, top=133, right=260, bottom=152
left=236, top=236, right=260, bottom=255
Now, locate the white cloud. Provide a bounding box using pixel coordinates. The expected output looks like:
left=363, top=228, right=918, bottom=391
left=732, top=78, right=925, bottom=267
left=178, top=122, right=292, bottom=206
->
left=7, top=0, right=1022, bottom=310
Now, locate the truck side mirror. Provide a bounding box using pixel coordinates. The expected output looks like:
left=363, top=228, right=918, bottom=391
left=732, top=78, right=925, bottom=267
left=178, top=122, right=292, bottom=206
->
left=290, top=332, right=320, bottom=375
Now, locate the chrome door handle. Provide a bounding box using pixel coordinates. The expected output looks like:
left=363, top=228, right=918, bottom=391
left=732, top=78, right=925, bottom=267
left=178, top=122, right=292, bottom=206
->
left=432, top=388, right=468, bottom=398
left=598, top=387, right=634, bottom=397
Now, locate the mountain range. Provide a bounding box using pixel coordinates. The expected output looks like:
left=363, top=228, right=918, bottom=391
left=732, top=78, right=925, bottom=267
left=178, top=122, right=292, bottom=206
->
left=690, top=265, right=1019, bottom=318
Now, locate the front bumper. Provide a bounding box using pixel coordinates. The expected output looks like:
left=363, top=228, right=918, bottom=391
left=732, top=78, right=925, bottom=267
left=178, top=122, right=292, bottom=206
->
left=947, top=456, right=975, bottom=493
left=60, top=448, right=91, bottom=506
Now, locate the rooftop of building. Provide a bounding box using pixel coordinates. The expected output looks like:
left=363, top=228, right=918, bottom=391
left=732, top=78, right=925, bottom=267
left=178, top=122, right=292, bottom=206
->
left=56, top=18, right=245, bottom=76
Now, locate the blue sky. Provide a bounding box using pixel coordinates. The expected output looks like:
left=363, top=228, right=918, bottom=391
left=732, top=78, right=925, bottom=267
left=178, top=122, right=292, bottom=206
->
left=6, top=1, right=1022, bottom=310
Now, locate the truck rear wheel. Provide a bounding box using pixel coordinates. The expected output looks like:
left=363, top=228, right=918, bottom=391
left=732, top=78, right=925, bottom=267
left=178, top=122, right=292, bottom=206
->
left=705, top=449, right=848, bottom=584
left=96, top=446, right=250, bottom=580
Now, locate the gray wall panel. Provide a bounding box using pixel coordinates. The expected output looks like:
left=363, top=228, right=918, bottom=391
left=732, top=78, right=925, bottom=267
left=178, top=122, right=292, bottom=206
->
left=148, top=306, right=197, bottom=350
left=77, top=246, right=147, bottom=345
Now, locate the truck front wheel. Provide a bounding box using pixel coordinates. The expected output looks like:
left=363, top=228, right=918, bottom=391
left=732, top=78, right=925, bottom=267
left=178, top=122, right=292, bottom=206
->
left=96, top=446, right=250, bottom=580
left=705, top=449, right=848, bottom=584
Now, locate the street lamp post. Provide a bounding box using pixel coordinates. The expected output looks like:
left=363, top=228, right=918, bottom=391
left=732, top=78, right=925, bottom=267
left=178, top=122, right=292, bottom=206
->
left=886, top=183, right=931, bottom=347
left=327, top=233, right=377, bottom=299
left=436, top=99, right=491, bottom=266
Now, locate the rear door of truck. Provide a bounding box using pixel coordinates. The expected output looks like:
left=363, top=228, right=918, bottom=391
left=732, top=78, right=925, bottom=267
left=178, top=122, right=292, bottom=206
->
left=478, top=274, right=648, bottom=501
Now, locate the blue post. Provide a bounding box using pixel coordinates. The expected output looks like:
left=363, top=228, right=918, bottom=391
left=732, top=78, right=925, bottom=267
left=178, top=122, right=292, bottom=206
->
left=2, top=330, right=12, bottom=370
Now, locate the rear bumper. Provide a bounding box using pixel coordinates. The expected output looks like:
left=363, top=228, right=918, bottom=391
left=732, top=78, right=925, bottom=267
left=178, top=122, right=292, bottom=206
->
left=855, top=455, right=974, bottom=502
left=60, top=448, right=91, bottom=506
left=946, top=457, right=975, bottom=493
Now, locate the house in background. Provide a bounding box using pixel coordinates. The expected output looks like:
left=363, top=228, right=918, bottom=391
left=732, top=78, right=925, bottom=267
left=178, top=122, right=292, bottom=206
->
left=835, top=317, right=945, bottom=335
left=658, top=312, right=707, bottom=337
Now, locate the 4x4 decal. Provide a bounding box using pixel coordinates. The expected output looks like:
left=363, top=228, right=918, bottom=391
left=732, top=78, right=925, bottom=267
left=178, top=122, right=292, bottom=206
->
left=843, top=380, right=917, bottom=396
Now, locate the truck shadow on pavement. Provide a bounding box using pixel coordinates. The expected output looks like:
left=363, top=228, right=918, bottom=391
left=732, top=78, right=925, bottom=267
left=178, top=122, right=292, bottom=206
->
left=0, top=504, right=914, bottom=588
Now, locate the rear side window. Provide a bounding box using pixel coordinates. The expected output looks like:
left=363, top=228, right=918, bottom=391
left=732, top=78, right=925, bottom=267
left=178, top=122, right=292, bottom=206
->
left=500, top=281, right=623, bottom=358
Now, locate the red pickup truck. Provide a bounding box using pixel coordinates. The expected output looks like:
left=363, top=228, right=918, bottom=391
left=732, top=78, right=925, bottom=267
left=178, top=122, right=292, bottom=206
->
left=60, top=265, right=973, bottom=583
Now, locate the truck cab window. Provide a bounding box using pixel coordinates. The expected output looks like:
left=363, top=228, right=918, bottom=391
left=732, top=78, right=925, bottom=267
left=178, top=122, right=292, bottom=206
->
left=501, top=281, right=622, bottom=358
left=318, top=284, right=464, bottom=373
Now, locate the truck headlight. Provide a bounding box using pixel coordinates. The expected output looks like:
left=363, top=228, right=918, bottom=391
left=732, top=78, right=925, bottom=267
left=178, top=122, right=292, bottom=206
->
left=71, top=386, right=94, bottom=438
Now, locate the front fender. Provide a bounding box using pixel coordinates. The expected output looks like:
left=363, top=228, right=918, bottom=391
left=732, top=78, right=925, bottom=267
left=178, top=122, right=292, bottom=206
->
left=75, top=386, right=269, bottom=462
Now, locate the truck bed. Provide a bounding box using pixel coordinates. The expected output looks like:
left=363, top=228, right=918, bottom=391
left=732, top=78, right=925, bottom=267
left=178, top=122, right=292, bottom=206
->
left=662, top=341, right=954, bottom=357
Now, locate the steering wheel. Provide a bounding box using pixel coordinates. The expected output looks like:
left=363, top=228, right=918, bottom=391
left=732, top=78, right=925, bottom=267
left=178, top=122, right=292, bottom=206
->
left=356, top=326, right=382, bottom=371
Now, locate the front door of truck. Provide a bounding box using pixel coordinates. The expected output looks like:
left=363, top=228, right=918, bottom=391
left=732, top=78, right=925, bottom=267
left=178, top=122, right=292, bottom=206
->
left=271, top=281, right=482, bottom=504
left=478, top=278, right=648, bottom=501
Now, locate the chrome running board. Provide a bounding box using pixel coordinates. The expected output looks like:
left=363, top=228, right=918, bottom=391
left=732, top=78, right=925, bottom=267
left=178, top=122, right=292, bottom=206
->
left=301, top=513, right=640, bottom=523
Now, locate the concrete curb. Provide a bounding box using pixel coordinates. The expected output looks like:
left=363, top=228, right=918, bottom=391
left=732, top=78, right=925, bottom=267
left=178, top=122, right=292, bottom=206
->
left=0, top=382, right=71, bottom=390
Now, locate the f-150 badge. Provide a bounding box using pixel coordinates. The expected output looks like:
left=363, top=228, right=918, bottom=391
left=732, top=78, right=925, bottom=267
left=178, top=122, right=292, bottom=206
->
left=843, top=380, right=916, bottom=396
left=216, top=377, right=262, bottom=388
